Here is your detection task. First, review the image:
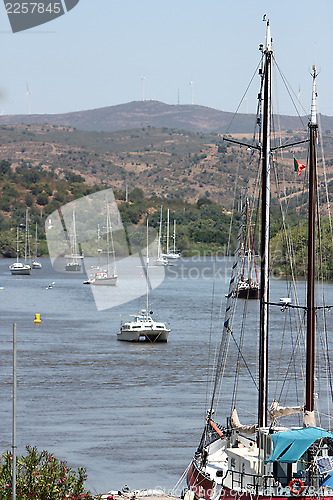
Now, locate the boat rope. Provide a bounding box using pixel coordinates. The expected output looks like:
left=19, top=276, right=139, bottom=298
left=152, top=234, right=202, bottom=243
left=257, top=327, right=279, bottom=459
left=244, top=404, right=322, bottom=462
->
left=208, top=202, right=246, bottom=415
left=223, top=58, right=263, bottom=137
left=205, top=257, right=217, bottom=415
left=272, top=56, right=307, bottom=128
left=171, top=462, right=191, bottom=496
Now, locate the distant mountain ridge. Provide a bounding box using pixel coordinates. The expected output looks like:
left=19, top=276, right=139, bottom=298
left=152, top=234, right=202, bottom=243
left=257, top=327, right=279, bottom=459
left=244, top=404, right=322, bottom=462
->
left=1, top=100, right=332, bottom=134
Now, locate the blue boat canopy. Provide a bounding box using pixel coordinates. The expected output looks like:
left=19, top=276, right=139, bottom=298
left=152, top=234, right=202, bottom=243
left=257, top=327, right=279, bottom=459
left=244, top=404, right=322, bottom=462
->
left=266, top=427, right=331, bottom=463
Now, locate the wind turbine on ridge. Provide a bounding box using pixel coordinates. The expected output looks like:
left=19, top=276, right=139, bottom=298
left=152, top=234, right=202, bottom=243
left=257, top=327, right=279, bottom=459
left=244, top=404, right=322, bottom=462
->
left=141, top=76, right=145, bottom=102
left=26, top=83, right=32, bottom=115
left=189, top=81, right=194, bottom=105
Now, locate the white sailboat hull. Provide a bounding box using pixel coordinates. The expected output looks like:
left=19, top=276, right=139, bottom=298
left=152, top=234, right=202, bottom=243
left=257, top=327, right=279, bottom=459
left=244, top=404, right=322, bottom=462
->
left=118, top=314, right=170, bottom=342
left=32, top=261, right=42, bottom=269
left=162, top=252, right=180, bottom=259
left=90, top=272, right=118, bottom=286
left=117, top=329, right=169, bottom=342
left=9, top=263, right=32, bottom=275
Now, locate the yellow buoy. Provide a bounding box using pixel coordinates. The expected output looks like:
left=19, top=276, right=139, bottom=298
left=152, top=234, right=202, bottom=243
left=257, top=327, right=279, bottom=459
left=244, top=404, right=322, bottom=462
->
left=34, top=313, right=41, bottom=324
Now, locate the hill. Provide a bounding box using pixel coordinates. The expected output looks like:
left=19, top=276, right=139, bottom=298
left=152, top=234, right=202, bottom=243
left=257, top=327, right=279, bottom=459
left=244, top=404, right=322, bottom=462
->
left=0, top=123, right=333, bottom=209
left=1, top=100, right=333, bottom=134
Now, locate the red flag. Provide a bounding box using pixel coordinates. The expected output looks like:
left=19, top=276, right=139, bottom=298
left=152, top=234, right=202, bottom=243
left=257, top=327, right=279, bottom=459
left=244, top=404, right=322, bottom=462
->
left=293, top=157, right=306, bottom=176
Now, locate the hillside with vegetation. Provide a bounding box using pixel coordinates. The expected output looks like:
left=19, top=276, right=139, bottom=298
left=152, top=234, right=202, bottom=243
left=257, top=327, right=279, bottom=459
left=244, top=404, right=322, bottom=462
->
left=0, top=123, right=332, bottom=209
left=0, top=119, right=333, bottom=277
left=0, top=158, right=242, bottom=258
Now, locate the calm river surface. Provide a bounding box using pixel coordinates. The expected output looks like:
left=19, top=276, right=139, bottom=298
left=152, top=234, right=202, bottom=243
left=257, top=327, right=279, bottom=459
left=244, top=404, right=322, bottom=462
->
left=0, top=257, right=332, bottom=495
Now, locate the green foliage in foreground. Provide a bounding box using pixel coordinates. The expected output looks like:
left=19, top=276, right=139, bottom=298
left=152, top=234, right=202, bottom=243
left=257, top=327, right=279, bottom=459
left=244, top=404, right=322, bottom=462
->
left=0, top=446, right=96, bottom=500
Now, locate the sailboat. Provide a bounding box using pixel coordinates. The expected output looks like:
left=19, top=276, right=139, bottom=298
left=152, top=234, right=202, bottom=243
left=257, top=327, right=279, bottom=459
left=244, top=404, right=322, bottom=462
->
left=65, top=209, right=83, bottom=272
left=88, top=202, right=118, bottom=286
left=32, top=222, right=42, bottom=269
left=154, top=206, right=168, bottom=266
left=118, top=218, right=170, bottom=342
left=162, top=208, right=181, bottom=259
left=9, top=210, right=32, bottom=275
left=187, top=20, right=333, bottom=500
left=236, top=199, right=259, bottom=299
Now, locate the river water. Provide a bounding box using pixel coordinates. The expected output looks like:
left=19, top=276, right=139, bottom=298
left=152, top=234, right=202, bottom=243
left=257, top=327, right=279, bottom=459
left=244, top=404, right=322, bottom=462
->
left=0, top=257, right=332, bottom=495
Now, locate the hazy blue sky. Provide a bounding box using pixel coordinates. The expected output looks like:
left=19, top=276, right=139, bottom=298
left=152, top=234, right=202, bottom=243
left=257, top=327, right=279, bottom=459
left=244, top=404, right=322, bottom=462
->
left=0, top=0, right=332, bottom=117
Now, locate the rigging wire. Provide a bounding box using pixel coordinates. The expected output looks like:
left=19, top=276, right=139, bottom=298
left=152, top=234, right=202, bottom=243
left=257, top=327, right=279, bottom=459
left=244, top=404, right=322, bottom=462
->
left=224, top=58, right=263, bottom=137
left=205, top=257, right=217, bottom=416
left=273, top=56, right=307, bottom=128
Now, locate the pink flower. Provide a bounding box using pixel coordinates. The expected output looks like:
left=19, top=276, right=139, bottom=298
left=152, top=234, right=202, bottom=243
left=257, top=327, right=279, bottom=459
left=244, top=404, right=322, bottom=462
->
left=5, top=484, right=9, bottom=488
left=58, top=479, right=62, bottom=484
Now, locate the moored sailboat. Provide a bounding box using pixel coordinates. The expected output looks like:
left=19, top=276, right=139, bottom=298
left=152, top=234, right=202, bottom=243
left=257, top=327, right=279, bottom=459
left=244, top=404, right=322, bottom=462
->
left=89, top=201, right=118, bottom=286
left=162, top=208, right=181, bottom=260
left=187, top=20, right=333, bottom=500
left=65, top=208, right=83, bottom=272
left=32, top=222, right=42, bottom=269
left=118, top=218, right=170, bottom=342
left=9, top=210, right=32, bottom=275
left=236, top=199, right=259, bottom=299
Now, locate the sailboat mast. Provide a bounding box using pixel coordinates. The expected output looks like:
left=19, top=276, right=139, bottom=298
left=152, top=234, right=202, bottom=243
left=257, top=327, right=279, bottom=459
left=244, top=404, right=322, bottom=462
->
left=173, top=220, right=176, bottom=253
left=146, top=217, right=149, bottom=319
left=158, top=206, right=163, bottom=258
left=258, top=20, right=272, bottom=429
left=106, top=203, right=110, bottom=275
left=35, top=223, right=38, bottom=259
left=306, top=67, right=318, bottom=414
left=166, top=209, right=170, bottom=254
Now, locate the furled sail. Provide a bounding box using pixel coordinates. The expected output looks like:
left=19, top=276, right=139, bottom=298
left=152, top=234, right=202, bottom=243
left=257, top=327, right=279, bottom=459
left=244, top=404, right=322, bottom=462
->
left=230, top=408, right=257, bottom=434
left=269, top=400, right=303, bottom=422
left=303, top=410, right=316, bottom=427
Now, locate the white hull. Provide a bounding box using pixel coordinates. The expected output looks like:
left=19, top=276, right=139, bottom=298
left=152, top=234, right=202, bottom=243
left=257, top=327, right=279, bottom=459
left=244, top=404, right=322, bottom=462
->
left=90, top=273, right=118, bottom=286
left=118, top=312, right=170, bottom=342
left=117, top=328, right=169, bottom=342
left=32, top=261, right=42, bottom=269
left=153, top=257, right=168, bottom=266
left=9, top=263, right=32, bottom=275
left=162, top=252, right=180, bottom=259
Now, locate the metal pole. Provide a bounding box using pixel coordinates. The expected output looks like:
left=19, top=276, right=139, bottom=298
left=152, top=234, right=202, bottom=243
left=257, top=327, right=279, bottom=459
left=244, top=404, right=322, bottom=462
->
left=12, top=322, right=17, bottom=500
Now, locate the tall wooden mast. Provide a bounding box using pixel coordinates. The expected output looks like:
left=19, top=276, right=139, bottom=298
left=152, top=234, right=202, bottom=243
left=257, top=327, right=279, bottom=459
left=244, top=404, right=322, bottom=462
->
left=258, top=20, right=272, bottom=429
left=305, top=67, right=318, bottom=415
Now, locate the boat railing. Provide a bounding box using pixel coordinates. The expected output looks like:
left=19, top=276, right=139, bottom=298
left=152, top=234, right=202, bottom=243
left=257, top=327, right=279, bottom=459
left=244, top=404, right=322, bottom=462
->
left=228, top=470, right=323, bottom=496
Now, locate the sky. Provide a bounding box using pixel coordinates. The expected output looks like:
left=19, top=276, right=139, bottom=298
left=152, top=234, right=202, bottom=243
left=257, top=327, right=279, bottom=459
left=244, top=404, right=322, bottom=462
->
left=0, top=0, right=332, bottom=118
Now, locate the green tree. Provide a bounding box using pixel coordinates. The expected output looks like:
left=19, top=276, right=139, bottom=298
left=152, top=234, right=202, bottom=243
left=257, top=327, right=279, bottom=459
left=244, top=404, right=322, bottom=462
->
left=0, top=446, right=96, bottom=500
